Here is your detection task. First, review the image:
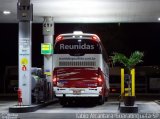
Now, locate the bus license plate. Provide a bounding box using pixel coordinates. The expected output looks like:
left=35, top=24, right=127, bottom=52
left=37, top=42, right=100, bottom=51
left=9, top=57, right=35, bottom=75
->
left=73, top=89, right=81, bottom=95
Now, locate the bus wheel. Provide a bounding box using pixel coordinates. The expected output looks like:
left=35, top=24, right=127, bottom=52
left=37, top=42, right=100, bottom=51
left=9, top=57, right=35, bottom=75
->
left=59, top=99, right=67, bottom=106
left=105, top=97, right=108, bottom=101
left=98, top=96, right=105, bottom=105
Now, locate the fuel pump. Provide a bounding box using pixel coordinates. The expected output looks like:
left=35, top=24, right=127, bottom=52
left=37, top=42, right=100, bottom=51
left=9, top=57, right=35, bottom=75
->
left=119, top=68, right=138, bottom=113
left=121, top=68, right=135, bottom=106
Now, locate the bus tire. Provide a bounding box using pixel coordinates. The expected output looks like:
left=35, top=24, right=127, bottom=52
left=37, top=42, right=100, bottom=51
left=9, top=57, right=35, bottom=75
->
left=98, top=96, right=105, bottom=105
left=105, top=97, right=108, bottom=101
left=59, top=99, right=67, bottom=106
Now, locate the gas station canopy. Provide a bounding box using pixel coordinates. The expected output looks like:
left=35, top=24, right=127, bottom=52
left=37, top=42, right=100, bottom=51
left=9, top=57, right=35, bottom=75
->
left=1, top=0, right=160, bottom=23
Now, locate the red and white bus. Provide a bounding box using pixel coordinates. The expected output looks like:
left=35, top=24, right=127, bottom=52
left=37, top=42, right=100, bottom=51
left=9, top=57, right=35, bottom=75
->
left=53, top=31, right=109, bottom=105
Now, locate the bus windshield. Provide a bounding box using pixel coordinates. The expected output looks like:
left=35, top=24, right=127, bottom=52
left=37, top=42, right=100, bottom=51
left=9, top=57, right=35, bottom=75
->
left=54, top=39, right=101, bottom=56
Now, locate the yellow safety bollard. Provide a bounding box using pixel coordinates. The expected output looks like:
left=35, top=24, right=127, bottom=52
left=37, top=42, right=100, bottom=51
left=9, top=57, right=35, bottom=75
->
left=131, top=69, right=135, bottom=96
left=121, top=68, right=124, bottom=95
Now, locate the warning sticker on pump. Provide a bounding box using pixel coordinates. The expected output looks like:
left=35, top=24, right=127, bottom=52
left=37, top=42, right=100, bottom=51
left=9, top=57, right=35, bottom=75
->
left=21, top=58, right=28, bottom=65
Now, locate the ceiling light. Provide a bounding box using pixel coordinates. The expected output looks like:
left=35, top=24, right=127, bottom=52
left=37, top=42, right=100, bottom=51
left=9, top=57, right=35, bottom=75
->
left=3, top=10, right=11, bottom=15
left=78, top=39, right=82, bottom=42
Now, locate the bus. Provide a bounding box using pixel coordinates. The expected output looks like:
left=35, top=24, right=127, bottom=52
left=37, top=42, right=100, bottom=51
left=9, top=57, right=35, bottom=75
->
left=52, top=31, right=109, bottom=105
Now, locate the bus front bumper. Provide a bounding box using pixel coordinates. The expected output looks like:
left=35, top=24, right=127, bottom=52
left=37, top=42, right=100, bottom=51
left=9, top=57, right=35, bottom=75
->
left=53, top=87, right=102, bottom=97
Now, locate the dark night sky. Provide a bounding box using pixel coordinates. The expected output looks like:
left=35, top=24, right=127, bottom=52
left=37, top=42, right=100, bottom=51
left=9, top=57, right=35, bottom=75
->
left=0, top=23, right=160, bottom=75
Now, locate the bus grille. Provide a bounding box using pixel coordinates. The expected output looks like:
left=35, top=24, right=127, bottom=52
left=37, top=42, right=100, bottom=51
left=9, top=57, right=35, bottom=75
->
left=59, top=61, right=96, bottom=66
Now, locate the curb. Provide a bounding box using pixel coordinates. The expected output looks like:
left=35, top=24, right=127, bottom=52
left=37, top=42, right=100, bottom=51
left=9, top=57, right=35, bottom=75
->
left=9, top=100, right=58, bottom=113
left=155, top=100, right=160, bottom=105
left=119, top=102, right=138, bottom=113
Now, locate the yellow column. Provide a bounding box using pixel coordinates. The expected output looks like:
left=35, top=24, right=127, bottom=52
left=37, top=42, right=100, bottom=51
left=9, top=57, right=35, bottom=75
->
left=131, top=68, right=135, bottom=96
left=121, top=68, right=124, bottom=95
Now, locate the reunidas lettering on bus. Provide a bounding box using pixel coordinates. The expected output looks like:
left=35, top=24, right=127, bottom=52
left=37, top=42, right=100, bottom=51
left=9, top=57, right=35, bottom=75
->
left=53, top=31, right=109, bottom=106
left=60, top=43, right=94, bottom=50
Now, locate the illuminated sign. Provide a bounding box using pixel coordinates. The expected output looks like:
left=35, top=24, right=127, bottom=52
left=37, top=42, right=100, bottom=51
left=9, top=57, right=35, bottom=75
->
left=41, top=43, right=53, bottom=54
left=60, top=43, right=94, bottom=50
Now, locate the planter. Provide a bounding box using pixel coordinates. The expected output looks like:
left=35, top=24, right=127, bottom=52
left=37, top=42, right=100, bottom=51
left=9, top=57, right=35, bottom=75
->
left=124, top=96, right=135, bottom=106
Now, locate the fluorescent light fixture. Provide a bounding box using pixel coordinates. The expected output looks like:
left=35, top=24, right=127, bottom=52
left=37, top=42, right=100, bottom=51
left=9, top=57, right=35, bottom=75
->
left=158, top=17, right=160, bottom=21
left=73, top=31, right=83, bottom=35
left=78, top=39, right=82, bottom=42
left=3, top=10, right=11, bottom=15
